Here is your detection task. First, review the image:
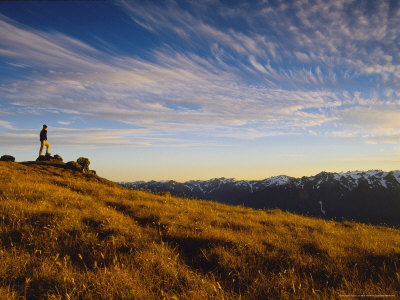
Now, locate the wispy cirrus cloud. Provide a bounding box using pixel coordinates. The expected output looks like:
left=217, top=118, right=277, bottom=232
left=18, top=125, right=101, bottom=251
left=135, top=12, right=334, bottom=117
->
left=0, top=13, right=337, bottom=141
left=0, top=14, right=105, bottom=73
left=0, top=120, right=15, bottom=130
left=1, top=0, right=400, bottom=150
left=0, top=127, right=174, bottom=149
left=122, top=0, right=400, bottom=85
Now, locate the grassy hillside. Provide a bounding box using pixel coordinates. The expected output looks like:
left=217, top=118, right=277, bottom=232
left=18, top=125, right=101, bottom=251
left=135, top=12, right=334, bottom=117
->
left=0, top=161, right=399, bottom=299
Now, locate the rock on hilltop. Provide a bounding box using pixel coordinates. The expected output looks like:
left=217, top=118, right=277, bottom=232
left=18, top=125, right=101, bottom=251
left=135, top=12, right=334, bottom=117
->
left=36, top=154, right=63, bottom=162
left=1, top=153, right=96, bottom=175
left=0, top=154, right=15, bottom=162
left=66, top=157, right=95, bottom=174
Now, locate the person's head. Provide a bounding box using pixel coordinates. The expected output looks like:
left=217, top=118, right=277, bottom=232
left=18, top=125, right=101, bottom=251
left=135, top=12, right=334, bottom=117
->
left=43, top=124, right=48, bottom=131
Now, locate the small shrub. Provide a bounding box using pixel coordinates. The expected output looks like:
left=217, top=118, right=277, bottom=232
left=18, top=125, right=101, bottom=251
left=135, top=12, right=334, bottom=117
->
left=0, top=155, right=15, bottom=162
left=77, top=157, right=90, bottom=171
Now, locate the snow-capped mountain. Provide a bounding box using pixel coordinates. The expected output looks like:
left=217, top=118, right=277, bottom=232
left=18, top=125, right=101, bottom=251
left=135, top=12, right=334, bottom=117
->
left=120, top=170, right=400, bottom=225
left=121, top=170, right=400, bottom=199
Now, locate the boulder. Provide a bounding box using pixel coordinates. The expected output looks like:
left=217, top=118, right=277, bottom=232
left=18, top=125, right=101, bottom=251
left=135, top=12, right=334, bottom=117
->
left=77, top=157, right=90, bottom=172
left=36, top=154, right=63, bottom=162
left=36, top=154, right=53, bottom=162
left=66, top=158, right=96, bottom=175
left=53, top=154, right=63, bottom=162
left=0, top=155, right=15, bottom=162
left=65, top=161, right=83, bottom=171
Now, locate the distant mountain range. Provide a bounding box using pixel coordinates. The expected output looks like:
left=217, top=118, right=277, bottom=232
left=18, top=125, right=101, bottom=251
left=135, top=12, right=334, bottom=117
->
left=120, top=170, right=400, bottom=226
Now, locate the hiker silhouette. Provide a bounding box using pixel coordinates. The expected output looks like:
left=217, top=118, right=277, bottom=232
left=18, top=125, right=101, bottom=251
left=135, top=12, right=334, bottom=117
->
left=39, top=124, right=51, bottom=156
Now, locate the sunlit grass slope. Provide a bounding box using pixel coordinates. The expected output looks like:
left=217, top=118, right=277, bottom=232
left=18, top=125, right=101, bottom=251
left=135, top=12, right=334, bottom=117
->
left=0, top=161, right=399, bottom=299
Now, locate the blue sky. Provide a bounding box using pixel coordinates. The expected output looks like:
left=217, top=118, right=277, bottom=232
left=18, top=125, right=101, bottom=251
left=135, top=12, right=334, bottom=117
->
left=1, top=0, right=400, bottom=181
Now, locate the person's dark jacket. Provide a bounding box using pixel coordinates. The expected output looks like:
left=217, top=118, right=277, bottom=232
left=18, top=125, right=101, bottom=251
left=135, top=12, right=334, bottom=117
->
left=40, top=129, right=47, bottom=142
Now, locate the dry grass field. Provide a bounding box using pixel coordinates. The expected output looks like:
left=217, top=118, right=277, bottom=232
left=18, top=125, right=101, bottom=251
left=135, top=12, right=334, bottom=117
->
left=0, top=161, right=399, bottom=299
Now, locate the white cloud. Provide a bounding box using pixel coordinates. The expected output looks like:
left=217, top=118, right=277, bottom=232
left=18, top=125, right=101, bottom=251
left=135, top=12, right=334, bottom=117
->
left=121, top=0, right=400, bottom=91
left=58, top=121, right=71, bottom=126
left=0, top=127, right=170, bottom=149
left=0, top=120, right=15, bottom=130
left=248, top=56, right=268, bottom=74
left=1, top=1, right=400, bottom=147
left=0, top=14, right=342, bottom=139
left=336, top=105, right=400, bottom=130
left=0, top=14, right=104, bottom=72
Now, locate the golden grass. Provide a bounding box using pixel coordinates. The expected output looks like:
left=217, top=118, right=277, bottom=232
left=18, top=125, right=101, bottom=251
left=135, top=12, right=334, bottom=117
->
left=0, top=161, right=399, bottom=299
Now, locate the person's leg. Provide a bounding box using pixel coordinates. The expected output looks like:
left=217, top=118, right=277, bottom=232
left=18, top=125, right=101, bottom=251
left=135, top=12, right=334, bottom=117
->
left=44, top=140, right=50, bottom=155
left=39, top=141, right=44, bottom=156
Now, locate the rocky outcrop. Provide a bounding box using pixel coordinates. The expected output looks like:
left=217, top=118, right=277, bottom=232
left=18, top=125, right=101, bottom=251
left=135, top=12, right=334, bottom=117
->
left=77, top=157, right=90, bottom=173
left=0, top=155, right=15, bottom=162
left=65, top=161, right=82, bottom=171
left=66, top=157, right=96, bottom=175
left=36, top=154, right=63, bottom=162
left=53, top=154, right=63, bottom=162
left=4, top=153, right=97, bottom=175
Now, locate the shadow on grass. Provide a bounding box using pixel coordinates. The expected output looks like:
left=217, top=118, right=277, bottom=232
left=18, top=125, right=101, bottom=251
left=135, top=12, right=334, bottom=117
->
left=26, top=277, right=59, bottom=300
left=55, top=229, right=127, bottom=271
left=1, top=212, right=56, bottom=249
left=163, top=236, right=230, bottom=274
left=105, top=201, right=161, bottom=229
left=82, top=217, right=118, bottom=241
left=0, top=230, right=22, bottom=248
left=300, top=242, right=329, bottom=259
left=28, top=212, right=56, bottom=228
left=348, top=252, right=400, bottom=282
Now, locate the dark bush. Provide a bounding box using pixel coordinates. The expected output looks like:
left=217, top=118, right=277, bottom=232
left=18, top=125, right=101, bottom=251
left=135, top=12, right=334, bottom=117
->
left=0, top=155, right=15, bottom=162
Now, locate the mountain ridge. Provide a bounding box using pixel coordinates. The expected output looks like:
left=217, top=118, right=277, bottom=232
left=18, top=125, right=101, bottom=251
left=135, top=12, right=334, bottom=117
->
left=121, top=169, right=400, bottom=226
left=122, top=169, right=400, bottom=190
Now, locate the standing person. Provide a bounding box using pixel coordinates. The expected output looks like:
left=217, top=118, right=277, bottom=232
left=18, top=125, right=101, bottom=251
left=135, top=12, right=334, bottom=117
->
left=39, top=124, right=51, bottom=156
